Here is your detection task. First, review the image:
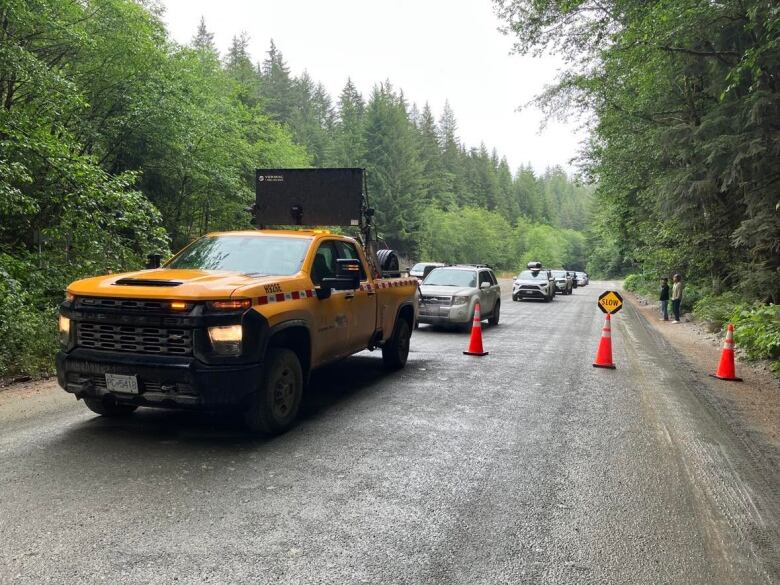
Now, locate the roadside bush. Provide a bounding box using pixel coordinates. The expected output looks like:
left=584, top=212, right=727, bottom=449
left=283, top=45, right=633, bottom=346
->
left=692, top=292, right=742, bottom=330
left=623, top=273, right=655, bottom=297
left=730, top=304, right=780, bottom=374
left=0, top=274, right=57, bottom=379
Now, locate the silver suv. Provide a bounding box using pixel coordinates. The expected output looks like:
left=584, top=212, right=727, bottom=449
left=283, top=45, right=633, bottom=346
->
left=418, top=265, right=501, bottom=330
left=551, top=270, right=573, bottom=295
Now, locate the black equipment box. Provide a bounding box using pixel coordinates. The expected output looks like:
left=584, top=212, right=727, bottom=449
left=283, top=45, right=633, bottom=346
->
left=254, top=168, right=364, bottom=226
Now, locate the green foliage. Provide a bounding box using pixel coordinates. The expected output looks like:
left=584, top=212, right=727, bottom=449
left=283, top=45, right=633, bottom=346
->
left=692, top=292, right=743, bottom=329
left=0, top=269, right=57, bottom=378
left=417, top=207, right=514, bottom=269
left=0, top=0, right=306, bottom=378
left=730, top=304, right=780, bottom=373
left=496, top=0, right=780, bottom=302
left=417, top=207, right=587, bottom=271
left=622, top=274, right=646, bottom=293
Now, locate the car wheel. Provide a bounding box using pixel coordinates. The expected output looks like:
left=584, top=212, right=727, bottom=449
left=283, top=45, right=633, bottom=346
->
left=244, top=348, right=303, bottom=435
left=383, top=318, right=411, bottom=369
left=83, top=397, right=137, bottom=417
left=489, top=301, right=500, bottom=325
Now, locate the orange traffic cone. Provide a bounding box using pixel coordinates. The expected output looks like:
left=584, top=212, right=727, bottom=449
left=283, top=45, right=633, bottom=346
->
left=592, top=313, right=616, bottom=369
left=710, top=324, right=742, bottom=381
left=463, top=303, right=488, bottom=356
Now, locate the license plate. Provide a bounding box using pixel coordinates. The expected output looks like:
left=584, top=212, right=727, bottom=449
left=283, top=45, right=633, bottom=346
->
left=105, top=373, right=139, bottom=394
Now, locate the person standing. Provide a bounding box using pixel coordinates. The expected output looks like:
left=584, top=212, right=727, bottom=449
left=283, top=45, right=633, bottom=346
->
left=671, top=273, right=683, bottom=323
left=659, top=277, right=670, bottom=321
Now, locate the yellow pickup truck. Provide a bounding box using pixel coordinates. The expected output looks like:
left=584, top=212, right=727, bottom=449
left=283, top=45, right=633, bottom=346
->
left=55, top=169, right=418, bottom=434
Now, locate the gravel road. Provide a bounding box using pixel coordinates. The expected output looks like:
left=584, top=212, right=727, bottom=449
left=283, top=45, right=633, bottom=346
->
left=1, top=281, right=778, bottom=584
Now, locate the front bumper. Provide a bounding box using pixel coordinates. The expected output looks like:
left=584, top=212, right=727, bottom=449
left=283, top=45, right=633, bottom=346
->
left=417, top=302, right=471, bottom=325
left=56, top=348, right=263, bottom=409
left=513, top=288, right=546, bottom=299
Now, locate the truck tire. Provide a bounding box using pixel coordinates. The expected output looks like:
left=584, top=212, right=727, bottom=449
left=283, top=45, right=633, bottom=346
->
left=83, top=397, right=137, bottom=417
left=489, top=301, right=500, bottom=326
left=382, top=318, right=411, bottom=369
left=244, top=348, right=303, bottom=435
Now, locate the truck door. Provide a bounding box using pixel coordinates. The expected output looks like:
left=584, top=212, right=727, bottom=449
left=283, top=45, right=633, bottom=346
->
left=310, top=240, right=351, bottom=363
left=334, top=240, right=377, bottom=352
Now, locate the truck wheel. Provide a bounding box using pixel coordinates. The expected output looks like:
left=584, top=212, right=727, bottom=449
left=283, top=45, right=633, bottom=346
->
left=489, top=301, right=500, bottom=326
left=244, top=348, right=303, bottom=435
left=382, top=318, right=411, bottom=369
left=83, top=397, right=137, bottom=417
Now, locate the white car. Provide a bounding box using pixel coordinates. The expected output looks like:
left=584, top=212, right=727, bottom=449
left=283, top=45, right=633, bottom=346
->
left=512, top=269, right=555, bottom=302
left=409, top=262, right=446, bottom=281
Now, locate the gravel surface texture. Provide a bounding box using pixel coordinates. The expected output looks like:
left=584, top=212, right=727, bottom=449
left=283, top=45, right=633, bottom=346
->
left=0, top=281, right=778, bottom=584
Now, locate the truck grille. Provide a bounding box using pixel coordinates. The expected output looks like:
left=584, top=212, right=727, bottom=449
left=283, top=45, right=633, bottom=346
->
left=78, top=297, right=171, bottom=311
left=77, top=322, right=193, bottom=355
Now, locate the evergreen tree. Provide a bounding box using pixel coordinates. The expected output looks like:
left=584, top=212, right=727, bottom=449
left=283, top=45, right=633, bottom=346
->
left=192, top=16, right=216, bottom=54
left=416, top=103, right=455, bottom=209
left=288, top=72, right=333, bottom=165
left=331, top=78, right=366, bottom=167
left=260, top=39, right=294, bottom=123
left=437, top=100, right=463, bottom=205
left=224, top=32, right=260, bottom=106
left=363, top=84, right=424, bottom=252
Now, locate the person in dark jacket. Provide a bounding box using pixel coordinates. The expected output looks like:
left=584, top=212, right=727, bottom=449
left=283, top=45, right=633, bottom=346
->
left=659, top=277, right=670, bottom=321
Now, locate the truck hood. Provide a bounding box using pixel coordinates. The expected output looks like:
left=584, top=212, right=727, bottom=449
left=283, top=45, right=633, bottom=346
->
left=67, top=268, right=281, bottom=300
left=418, top=284, right=474, bottom=297
left=514, top=279, right=547, bottom=286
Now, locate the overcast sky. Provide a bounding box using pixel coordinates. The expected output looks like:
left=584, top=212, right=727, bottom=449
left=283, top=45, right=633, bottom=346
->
left=160, top=0, right=586, bottom=175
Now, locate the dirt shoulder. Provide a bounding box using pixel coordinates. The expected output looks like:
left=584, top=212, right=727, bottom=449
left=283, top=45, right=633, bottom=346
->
left=623, top=289, right=780, bottom=448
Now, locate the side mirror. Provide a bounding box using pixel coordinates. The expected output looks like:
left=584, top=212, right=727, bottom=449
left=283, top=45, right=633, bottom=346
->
left=480, top=281, right=491, bottom=290
left=146, top=254, right=161, bottom=269
left=315, top=287, right=332, bottom=300
left=321, top=258, right=361, bottom=292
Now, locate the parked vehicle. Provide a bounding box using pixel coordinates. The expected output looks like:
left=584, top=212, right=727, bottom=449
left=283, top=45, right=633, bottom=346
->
left=418, top=265, right=501, bottom=330
left=56, top=168, right=418, bottom=435
left=551, top=270, right=573, bottom=295
left=409, top=262, right=446, bottom=281
left=512, top=266, right=555, bottom=302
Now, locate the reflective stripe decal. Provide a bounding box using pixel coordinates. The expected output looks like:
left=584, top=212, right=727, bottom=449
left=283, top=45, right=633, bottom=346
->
left=256, top=289, right=315, bottom=305
left=254, top=279, right=416, bottom=306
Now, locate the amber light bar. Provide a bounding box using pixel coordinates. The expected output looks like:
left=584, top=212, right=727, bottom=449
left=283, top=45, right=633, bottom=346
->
left=208, top=299, right=252, bottom=310
left=169, top=301, right=190, bottom=311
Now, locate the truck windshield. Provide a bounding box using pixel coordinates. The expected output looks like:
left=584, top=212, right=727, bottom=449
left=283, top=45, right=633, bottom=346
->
left=167, top=235, right=312, bottom=275
left=423, top=269, right=477, bottom=287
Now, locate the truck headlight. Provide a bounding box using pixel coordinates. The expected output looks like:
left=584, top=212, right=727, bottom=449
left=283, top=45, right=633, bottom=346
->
left=208, top=325, right=243, bottom=355
left=452, top=296, right=469, bottom=306
left=58, top=315, right=70, bottom=346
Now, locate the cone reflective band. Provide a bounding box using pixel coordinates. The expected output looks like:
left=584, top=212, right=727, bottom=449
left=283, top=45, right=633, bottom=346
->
left=710, top=323, right=742, bottom=381
left=593, top=313, right=616, bottom=369
left=464, top=302, right=488, bottom=356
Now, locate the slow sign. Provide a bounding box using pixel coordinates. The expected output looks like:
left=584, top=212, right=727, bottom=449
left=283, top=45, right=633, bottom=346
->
left=598, top=290, right=623, bottom=314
